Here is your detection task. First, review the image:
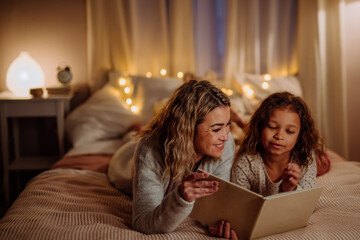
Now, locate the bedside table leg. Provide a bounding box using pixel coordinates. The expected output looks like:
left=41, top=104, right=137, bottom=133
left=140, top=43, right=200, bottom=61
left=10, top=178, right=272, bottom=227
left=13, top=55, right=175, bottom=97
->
left=56, top=101, right=65, bottom=156
left=0, top=104, right=10, bottom=207
left=13, top=118, right=20, bottom=160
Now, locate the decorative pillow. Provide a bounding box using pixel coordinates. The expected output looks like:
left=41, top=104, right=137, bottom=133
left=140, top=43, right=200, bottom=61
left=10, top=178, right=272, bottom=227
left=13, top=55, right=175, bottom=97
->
left=65, top=84, right=140, bottom=148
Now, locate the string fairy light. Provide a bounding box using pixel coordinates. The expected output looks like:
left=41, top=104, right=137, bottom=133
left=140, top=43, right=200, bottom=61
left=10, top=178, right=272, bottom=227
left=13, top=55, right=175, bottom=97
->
left=124, top=87, right=130, bottom=94
left=177, top=72, right=184, bottom=78
left=115, top=76, right=139, bottom=114
left=131, top=105, right=138, bottom=113
left=160, top=68, right=167, bottom=76
left=243, top=85, right=254, bottom=98
left=119, top=77, right=126, bottom=85
left=264, top=74, right=271, bottom=81
left=221, top=88, right=234, bottom=96
left=261, top=82, right=269, bottom=89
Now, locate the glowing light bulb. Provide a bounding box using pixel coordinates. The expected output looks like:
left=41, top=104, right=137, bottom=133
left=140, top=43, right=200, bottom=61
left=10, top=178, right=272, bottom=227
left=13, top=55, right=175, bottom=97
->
left=243, top=85, right=254, bottom=98
left=261, top=82, right=269, bottom=89
left=146, top=72, right=152, bottom=78
left=124, top=87, right=130, bottom=94
left=126, top=98, right=132, bottom=105
left=20, top=72, right=29, bottom=80
left=119, top=78, right=126, bottom=85
left=226, top=89, right=234, bottom=96
left=6, top=51, right=45, bottom=96
left=264, top=74, right=271, bottom=81
left=131, top=106, right=138, bottom=113
left=177, top=72, right=184, bottom=78
left=160, top=69, right=167, bottom=76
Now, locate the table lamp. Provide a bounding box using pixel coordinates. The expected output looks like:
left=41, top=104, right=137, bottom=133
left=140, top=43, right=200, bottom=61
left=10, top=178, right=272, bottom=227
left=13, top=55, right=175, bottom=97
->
left=6, top=51, right=45, bottom=97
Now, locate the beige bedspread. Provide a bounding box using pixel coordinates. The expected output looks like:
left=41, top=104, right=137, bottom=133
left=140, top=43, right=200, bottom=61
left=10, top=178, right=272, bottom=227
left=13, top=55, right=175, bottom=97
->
left=1, top=161, right=359, bottom=240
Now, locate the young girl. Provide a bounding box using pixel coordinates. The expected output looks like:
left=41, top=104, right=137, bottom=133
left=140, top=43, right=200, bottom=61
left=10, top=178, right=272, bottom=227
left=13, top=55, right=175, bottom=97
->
left=231, top=92, right=324, bottom=196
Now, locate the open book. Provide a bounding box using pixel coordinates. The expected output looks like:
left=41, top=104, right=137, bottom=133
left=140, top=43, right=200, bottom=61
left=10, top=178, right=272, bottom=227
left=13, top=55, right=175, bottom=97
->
left=190, top=170, right=324, bottom=239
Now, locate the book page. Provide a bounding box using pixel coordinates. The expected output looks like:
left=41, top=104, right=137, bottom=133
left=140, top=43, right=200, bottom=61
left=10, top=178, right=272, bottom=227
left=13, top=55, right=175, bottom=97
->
left=252, top=186, right=324, bottom=239
left=190, top=172, right=265, bottom=240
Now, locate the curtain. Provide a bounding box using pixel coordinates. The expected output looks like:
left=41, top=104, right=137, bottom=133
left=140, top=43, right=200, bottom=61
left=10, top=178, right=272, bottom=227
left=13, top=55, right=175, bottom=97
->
left=87, top=0, right=230, bottom=92
left=224, top=0, right=298, bottom=88
left=87, top=0, right=198, bottom=92
left=168, top=0, right=195, bottom=76
left=194, top=0, right=228, bottom=77
left=87, top=0, right=133, bottom=91
left=298, top=0, right=348, bottom=158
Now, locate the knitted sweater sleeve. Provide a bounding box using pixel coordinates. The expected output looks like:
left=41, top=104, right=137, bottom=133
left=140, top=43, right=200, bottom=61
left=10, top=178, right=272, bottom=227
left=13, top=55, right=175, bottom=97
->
left=132, top=139, right=194, bottom=234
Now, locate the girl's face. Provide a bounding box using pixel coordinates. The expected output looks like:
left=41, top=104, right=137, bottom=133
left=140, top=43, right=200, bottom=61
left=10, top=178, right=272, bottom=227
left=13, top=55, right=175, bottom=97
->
left=261, top=108, right=301, bottom=160
left=194, top=106, right=231, bottom=162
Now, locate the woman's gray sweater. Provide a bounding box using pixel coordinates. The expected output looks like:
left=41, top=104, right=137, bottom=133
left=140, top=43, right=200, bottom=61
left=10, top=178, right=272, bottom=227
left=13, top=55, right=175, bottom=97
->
left=132, top=134, right=235, bottom=234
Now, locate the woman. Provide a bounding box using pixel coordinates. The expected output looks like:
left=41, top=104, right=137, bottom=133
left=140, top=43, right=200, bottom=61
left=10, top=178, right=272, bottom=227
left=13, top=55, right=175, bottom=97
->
left=132, top=80, right=238, bottom=239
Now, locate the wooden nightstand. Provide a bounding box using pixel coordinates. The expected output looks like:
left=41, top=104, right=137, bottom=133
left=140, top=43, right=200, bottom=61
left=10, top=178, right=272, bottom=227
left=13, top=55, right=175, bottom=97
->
left=0, top=91, right=72, bottom=206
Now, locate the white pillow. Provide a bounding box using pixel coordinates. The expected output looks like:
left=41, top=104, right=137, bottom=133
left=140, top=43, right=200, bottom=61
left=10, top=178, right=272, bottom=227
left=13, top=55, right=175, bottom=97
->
left=233, top=73, right=303, bottom=101
left=108, top=72, right=183, bottom=125
left=65, top=84, right=140, bottom=148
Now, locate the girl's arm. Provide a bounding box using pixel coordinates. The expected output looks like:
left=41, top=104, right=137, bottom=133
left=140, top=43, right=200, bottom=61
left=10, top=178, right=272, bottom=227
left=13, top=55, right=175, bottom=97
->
left=281, top=163, right=301, bottom=192
left=297, top=151, right=317, bottom=190
left=282, top=152, right=317, bottom=192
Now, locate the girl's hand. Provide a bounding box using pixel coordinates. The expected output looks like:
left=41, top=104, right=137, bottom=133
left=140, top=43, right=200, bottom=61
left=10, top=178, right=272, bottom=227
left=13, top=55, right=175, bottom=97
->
left=281, top=163, right=301, bottom=192
left=208, top=220, right=238, bottom=239
left=179, top=172, right=218, bottom=202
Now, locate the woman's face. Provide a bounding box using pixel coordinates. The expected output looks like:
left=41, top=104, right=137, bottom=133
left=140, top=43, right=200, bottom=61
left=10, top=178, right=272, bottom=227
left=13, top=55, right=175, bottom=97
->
left=194, top=105, right=231, bottom=162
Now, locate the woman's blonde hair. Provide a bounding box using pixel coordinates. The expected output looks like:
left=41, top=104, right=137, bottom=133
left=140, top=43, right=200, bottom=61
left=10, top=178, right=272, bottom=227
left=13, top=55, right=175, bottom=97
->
left=138, top=80, right=230, bottom=182
left=237, top=91, right=324, bottom=168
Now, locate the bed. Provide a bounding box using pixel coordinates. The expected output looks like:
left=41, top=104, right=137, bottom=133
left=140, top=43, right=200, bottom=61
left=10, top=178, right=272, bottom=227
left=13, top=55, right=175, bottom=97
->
left=1, top=73, right=359, bottom=240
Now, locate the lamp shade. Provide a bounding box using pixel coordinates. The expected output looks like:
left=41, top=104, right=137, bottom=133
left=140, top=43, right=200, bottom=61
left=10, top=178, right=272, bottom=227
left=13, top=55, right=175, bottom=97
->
left=6, top=51, right=45, bottom=96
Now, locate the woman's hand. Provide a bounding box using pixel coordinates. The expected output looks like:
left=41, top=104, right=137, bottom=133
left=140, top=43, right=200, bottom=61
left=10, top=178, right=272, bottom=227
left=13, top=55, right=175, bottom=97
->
left=281, top=163, right=301, bottom=192
left=208, top=220, right=238, bottom=239
left=179, top=172, right=218, bottom=202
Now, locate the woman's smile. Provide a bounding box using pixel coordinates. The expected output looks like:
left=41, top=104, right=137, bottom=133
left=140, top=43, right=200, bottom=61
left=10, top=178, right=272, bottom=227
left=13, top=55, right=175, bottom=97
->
left=194, top=106, right=231, bottom=161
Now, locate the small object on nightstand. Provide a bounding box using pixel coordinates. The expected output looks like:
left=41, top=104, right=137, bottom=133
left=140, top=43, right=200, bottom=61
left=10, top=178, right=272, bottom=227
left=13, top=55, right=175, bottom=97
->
left=57, top=66, right=72, bottom=85
left=46, top=86, right=73, bottom=96
left=30, top=88, right=44, bottom=98
left=46, top=66, right=73, bottom=96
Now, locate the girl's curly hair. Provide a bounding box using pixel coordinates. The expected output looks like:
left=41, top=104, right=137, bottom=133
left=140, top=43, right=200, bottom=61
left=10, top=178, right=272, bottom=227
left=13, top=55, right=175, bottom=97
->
left=138, top=80, right=230, bottom=182
left=237, top=91, right=324, bottom=167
